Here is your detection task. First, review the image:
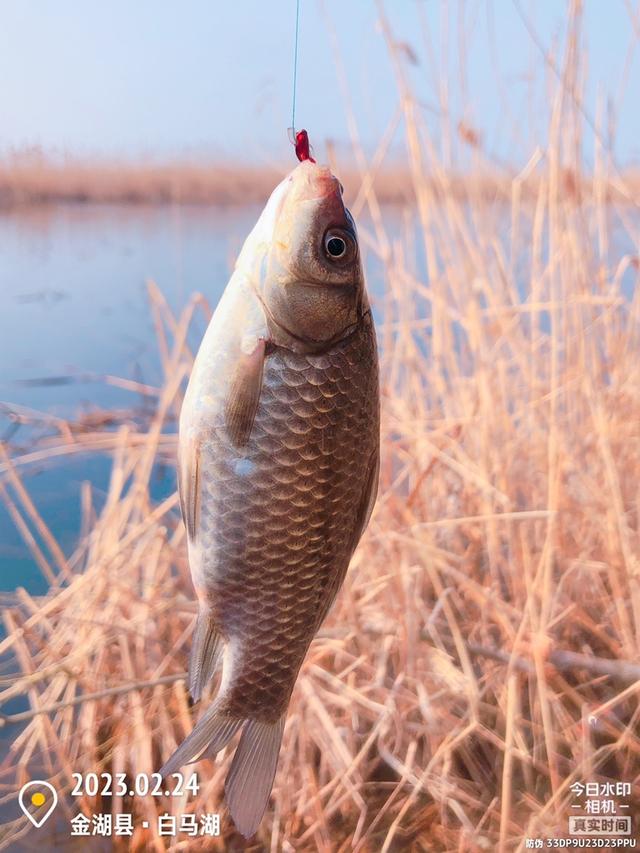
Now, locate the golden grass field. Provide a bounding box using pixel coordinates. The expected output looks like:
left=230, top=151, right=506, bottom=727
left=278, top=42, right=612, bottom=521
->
left=0, top=149, right=638, bottom=210
left=1, top=5, right=640, bottom=852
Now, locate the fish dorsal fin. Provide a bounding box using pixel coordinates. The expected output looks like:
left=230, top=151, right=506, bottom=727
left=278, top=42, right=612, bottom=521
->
left=310, top=449, right=380, bottom=637
left=354, top=448, right=380, bottom=544
left=224, top=336, right=268, bottom=448
left=177, top=433, right=201, bottom=542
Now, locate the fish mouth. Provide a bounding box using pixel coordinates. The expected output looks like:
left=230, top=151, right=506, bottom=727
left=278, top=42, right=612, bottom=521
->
left=290, top=161, right=342, bottom=203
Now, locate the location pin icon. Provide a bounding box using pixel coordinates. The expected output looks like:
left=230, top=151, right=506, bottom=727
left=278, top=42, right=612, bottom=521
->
left=18, top=780, right=58, bottom=828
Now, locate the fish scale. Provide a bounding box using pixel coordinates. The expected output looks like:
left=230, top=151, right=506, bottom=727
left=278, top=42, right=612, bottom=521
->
left=160, top=160, right=379, bottom=837
left=200, top=318, right=378, bottom=722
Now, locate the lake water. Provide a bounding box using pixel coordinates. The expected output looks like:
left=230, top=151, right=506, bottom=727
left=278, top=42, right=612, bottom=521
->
left=0, top=204, right=265, bottom=596
left=0, top=201, right=400, bottom=599
left=1, top=200, right=637, bottom=599
left=0, top=201, right=408, bottom=841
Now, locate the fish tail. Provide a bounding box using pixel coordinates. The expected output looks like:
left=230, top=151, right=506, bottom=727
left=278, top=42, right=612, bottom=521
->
left=160, top=707, right=286, bottom=838
left=224, top=714, right=286, bottom=838
left=188, top=608, right=222, bottom=701
left=159, top=700, right=242, bottom=778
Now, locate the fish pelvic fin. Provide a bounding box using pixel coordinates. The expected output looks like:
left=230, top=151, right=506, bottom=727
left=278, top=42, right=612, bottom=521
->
left=189, top=608, right=222, bottom=701
left=159, top=701, right=242, bottom=779
left=224, top=715, right=286, bottom=839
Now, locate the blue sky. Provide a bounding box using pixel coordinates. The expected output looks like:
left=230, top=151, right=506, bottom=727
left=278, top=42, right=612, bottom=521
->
left=0, top=1, right=637, bottom=168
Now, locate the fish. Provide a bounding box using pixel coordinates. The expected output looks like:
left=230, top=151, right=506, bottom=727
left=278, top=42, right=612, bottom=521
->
left=160, top=158, right=380, bottom=838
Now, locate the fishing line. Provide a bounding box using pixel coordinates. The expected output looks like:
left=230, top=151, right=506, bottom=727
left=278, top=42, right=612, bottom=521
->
left=289, top=0, right=315, bottom=163
left=291, top=0, right=300, bottom=136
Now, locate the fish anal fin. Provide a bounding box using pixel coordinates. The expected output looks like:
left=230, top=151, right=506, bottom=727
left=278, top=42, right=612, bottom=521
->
left=189, top=608, right=222, bottom=701
left=224, top=336, right=268, bottom=448
left=178, top=434, right=201, bottom=542
left=225, top=715, right=285, bottom=838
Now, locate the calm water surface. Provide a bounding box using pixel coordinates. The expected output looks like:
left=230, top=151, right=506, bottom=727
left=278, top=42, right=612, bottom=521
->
left=0, top=202, right=399, bottom=597
left=1, top=201, right=636, bottom=596
left=0, top=204, right=263, bottom=594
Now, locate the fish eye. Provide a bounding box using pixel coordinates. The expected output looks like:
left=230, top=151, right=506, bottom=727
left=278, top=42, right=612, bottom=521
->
left=323, top=229, right=352, bottom=262
left=326, top=236, right=346, bottom=258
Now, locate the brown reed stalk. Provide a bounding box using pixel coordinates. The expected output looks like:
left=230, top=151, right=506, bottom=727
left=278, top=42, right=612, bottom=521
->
left=0, top=3, right=639, bottom=850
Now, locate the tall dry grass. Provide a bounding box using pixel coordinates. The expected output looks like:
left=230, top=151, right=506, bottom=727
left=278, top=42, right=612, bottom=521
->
left=1, top=3, right=640, bottom=851
left=0, top=150, right=638, bottom=210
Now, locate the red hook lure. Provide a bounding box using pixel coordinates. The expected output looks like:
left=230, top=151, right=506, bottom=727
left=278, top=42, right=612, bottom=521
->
left=294, top=129, right=316, bottom=164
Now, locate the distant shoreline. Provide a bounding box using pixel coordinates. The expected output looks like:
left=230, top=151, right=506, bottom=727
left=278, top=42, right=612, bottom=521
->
left=1, top=156, right=638, bottom=208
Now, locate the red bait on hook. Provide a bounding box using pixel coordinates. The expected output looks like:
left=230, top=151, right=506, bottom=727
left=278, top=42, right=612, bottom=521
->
left=295, top=129, right=316, bottom=163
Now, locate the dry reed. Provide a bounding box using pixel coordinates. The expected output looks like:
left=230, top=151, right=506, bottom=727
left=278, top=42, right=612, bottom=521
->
left=1, top=3, right=640, bottom=851
left=0, top=150, right=638, bottom=211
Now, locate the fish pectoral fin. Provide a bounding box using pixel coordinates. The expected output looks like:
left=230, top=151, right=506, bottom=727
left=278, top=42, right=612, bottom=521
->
left=177, top=434, right=201, bottom=542
left=224, top=336, right=268, bottom=447
left=225, top=715, right=286, bottom=838
left=189, top=608, right=223, bottom=701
